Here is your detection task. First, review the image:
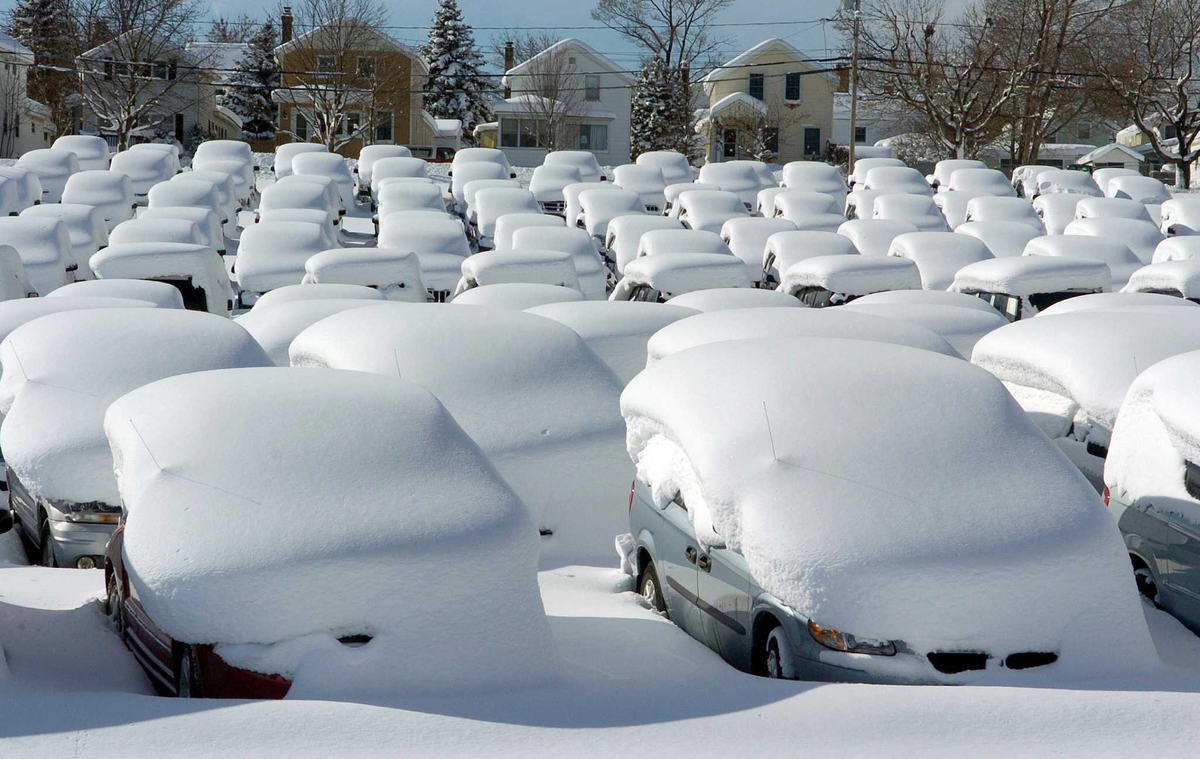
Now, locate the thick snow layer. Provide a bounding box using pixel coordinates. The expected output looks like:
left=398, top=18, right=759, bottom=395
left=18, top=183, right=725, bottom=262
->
left=1107, top=175, right=1171, bottom=204
left=956, top=221, right=1041, bottom=258
left=1153, top=236, right=1200, bottom=263
left=378, top=214, right=470, bottom=258
left=1074, top=197, right=1154, bottom=224
left=21, top=203, right=108, bottom=272
left=964, top=196, right=1043, bottom=230
left=843, top=301, right=1008, bottom=359
left=45, top=279, right=185, bottom=309
left=289, top=304, right=628, bottom=568
left=0, top=296, right=156, bottom=347
left=456, top=249, right=580, bottom=295
left=781, top=254, right=921, bottom=297
left=773, top=190, right=838, bottom=218
left=0, top=244, right=35, bottom=300
left=676, top=190, right=748, bottom=234
left=138, top=207, right=225, bottom=253
left=848, top=157, right=904, bottom=187
left=720, top=217, right=796, bottom=278
left=1033, top=193, right=1086, bottom=235
left=763, top=230, right=858, bottom=282
left=453, top=282, right=584, bottom=310
left=109, top=218, right=206, bottom=248
left=493, top=212, right=565, bottom=251
left=1122, top=260, right=1200, bottom=298
left=636, top=229, right=731, bottom=263
left=90, top=242, right=234, bottom=316
left=623, top=336, right=1155, bottom=673
left=474, top=188, right=540, bottom=241
left=837, top=218, right=918, bottom=256
left=512, top=226, right=607, bottom=300
left=852, top=288, right=1001, bottom=313
left=1037, top=291, right=1198, bottom=316
left=971, top=308, right=1200, bottom=432
left=0, top=309, right=270, bottom=505
left=611, top=253, right=751, bottom=300
left=236, top=299, right=387, bottom=365
left=606, top=215, right=685, bottom=273
left=947, top=168, right=1016, bottom=197
left=872, top=193, right=946, bottom=231
left=577, top=189, right=644, bottom=240
left=249, top=283, right=386, bottom=309
left=887, top=231, right=992, bottom=290
left=525, top=300, right=697, bottom=385
left=529, top=165, right=583, bottom=204
left=1064, top=217, right=1164, bottom=263
left=302, top=247, right=426, bottom=302
left=0, top=216, right=72, bottom=295
left=782, top=161, right=847, bottom=199
left=863, top=166, right=932, bottom=196
left=1159, top=198, right=1200, bottom=237
left=950, top=256, right=1110, bottom=296
left=1024, top=234, right=1143, bottom=287
left=645, top=307, right=956, bottom=365
left=637, top=150, right=694, bottom=185
left=665, top=287, right=802, bottom=311
left=1034, top=170, right=1102, bottom=198
left=104, top=367, right=559, bottom=694
left=236, top=222, right=329, bottom=295
left=933, top=190, right=982, bottom=230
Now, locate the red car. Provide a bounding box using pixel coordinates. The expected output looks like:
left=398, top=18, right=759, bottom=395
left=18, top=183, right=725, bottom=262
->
left=103, top=522, right=291, bottom=699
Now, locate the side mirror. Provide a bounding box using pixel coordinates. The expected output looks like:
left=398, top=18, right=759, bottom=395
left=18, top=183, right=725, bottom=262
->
left=0, top=507, right=12, bottom=535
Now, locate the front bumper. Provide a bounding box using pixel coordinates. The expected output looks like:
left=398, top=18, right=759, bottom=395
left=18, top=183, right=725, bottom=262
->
left=47, top=517, right=116, bottom=568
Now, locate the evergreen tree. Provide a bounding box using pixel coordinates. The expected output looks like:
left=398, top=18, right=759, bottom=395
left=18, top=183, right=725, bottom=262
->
left=8, top=0, right=76, bottom=134
left=421, top=0, right=492, bottom=143
left=223, top=20, right=280, bottom=142
left=630, top=57, right=694, bottom=159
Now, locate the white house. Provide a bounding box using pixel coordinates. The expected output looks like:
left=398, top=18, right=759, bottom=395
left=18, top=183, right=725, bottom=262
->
left=0, top=33, right=54, bottom=158
left=832, top=92, right=909, bottom=148
left=497, top=38, right=633, bottom=167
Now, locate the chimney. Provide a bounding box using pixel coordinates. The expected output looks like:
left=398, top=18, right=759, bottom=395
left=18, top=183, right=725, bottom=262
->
left=837, top=68, right=849, bottom=92
left=282, top=7, right=293, bottom=44
left=503, top=41, right=514, bottom=98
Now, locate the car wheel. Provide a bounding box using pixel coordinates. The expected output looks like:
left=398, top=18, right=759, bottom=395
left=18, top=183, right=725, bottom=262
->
left=105, top=575, right=124, bottom=635
left=639, top=561, right=667, bottom=616
left=39, top=524, right=56, bottom=568
left=765, top=627, right=796, bottom=680
left=176, top=646, right=202, bottom=698
left=1134, top=565, right=1162, bottom=608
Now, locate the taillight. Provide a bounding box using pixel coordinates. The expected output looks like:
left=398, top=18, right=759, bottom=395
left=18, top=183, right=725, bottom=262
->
left=628, top=479, right=636, bottom=514
left=1102, top=486, right=1110, bottom=506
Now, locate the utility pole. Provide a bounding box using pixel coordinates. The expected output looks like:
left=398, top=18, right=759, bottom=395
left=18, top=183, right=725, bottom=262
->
left=847, top=0, right=862, bottom=174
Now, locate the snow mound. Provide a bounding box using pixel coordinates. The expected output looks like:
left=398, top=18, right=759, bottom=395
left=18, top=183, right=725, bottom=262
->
left=950, top=256, right=1110, bottom=296
left=887, top=231, right=992, bottom=290
left=781, top=254, right=921, bottom=297
left=1153, top=236, right=1200, bottom=263
left=44, top=279, right=185, bottom=309
left=1121, top=260, right=1200, bottom=299
left=452, top=282, right=584, bottom=310
left=665, top=287, right=802, bottom=311
left=456, top=249, right=580, bottom=295
left=956, top=221, right=1041, bottom=258
left=236, top=299, right=387, bottom=365
left=1064, top=218, right=1164, bottom=264
left=1037, top=291, right=1198, bottom=316
left=842, top=301, right=1008, bottom=359
left=622, top=337, right=1156, bottom=676
left=302, top=247, right=426, bottom=303
left=104, top=367, right=559, bottom=696
left=90, top=242, right=234, bottom=316
left=851, top=288, right=1000, bottom=313
left=251, top=283, right=386, bottom=309
left=837, top=219, right=918, bottom=257
left=0, top=296, right=156, bottom=346
left=611, top=253, right=751, bottom=300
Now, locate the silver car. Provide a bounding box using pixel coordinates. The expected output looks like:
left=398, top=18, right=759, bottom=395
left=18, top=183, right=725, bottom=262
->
left=7, top=466, right=119, bottom=568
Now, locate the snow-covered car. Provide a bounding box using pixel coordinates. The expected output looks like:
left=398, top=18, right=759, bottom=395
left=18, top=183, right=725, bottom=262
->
left=1072, top=197, right=1154, bottom=224
left=863, top=166, right=933, bottom=197
left=250, top=283, right=386, bottom=309
left=193, top=139, right=253, bottom=166
left=663, top=288, right=799, bottom=313
left=663, top=182, right=719, bottom=218
left=1153, top=235, right=1200, bottom=262
left=719, top=217, right=796, bottom=287
left=128, top=143, right=181, bottom=175
left=771, top=190, right=838, bottom=221
left=955, top=220, right=1041, bottom=258
left=109, top=218, right=206, bottom=249
left=887, top=231, right=993, bottom=291
left=371, top=156, right=432, bottom=197
left=837, top=218, right=918, bottom=257
left=675, top=190, right=748, bottom=234
left=0, top=166, right=44, bottom=210
left=873, top=194, right=946, bottom=231
left=780, top=162, right=847, bottom=204
left=1106, top=175, right=1170, bottom=205
left=20, top=203, right=107, bottom=275
left=45, top=278, right=185, bottom=309
left=761, top=230, right=858, bottom=288
left=291, top=303, right=627, bottom=569
left=972, top=307, right=1200, bottom=489
left=543, top=150, right=605, bottom=183
left=576, top=188, right=644, bottom=243
left=0, top=244, right=36, bottom=301
left=1032, top=169, right=1102, bottom=199
left=1033, top=193, right=1085, bottom=235
left=1030, top=291, right=1196, bottom=316
left=730, top=159, right=776, bottom=190
left=931, top=159, right=986, bottom=191
left=302, top=247, right=427, bottom=302
left=256, top=209, right=338, bottom=250
left=0, top=308, right=270, bottom=569
left=513, top=226, right=608, bottom=300
left=273, top=142, right=328, bottom=179
left=529, top=164, right=584, bottom=214
left=182, top=170, right=242, bottom=233
left=100, top=366, right=556, bottom=697
left=1063, top=217, right=1163, bottom=263
left=847, top=156, right=903, bottom=189
left=843, top=299, right=1008, bottom=359
left=195, top=159, right=256, bottom=207
left=453, top=248, right=580, bottom=297
left=843, top=188, right=884, bottom=220
left=947, top=168, right=1016, bottom=197
left=605, top=215, right=685, bottom=274
left=138, top=206, right=225, bottom=255
left=493, top=212, right=565, bottom=251
left=1024, top=234, right=1143, bottom=289
left=1010, top=164, right=1055, bottom=198
left=109, top=149, right=175, bottom=203
left=637, top=229, right=732, bottom=263
left=258, top=180, right=340, bottom=228
left=373, top=182, right=447, bottom=233
left=354, top=145, right=411, bottom=197
left=697, top=163, right=762, bottom=209
left=0, top=296, right=157, bottom=352
left=1091, top=168, right=1141, bottom=196
left=756, top=186, right=792, bottom=217
left=463, top=178, right=518, bottom=225
left=613, top=164, right=668, bottom=213
left=1120, top=259, right=1200, bottom=302
left=472, top=187, right=540, bottom=250
left=932, top=190, right=983, bottom=230
left=51, top=135, right=110, bottom=171
left=636, top=150, right=693, bottom=185
left=963, top=196, right=1044, bottom=231
left=450, top=161, right=510, bottom=213
left=61, top=171, right=136, bottom=232
left=0, top=217, right=76, bottom=294
left=1158, top=197, right=1200, bottom=237
left=610, top=252, right=750, bottom=302
left=452, top=147, right=515, bottom=179
left=235, top=221, right=330, bottom=304
left=451, top=282, right=584, bottom=309
left=780, top=254, right=921, bottom=306
left=148, top=178, right=225, bottom=224
left=16, top=149, right=80, bottom=203
left=235, top=299, right=383, bottom=365
left=378, top=211, right=469, bottom=257
left=291, top=152, right=356, bottom=212
left=950, top=256, right=1110, bottom=321
left=90, top=242, right=235, bottom=314
left=622, top=335, right=1153, bottom=683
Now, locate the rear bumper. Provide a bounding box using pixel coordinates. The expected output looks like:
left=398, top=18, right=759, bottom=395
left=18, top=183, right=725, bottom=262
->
left=195, top=645, right=291, bottom=699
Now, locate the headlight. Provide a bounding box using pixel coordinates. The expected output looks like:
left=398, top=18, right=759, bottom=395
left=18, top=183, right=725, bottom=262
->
left=61, top=501, right=121, bottom=524
left=808, top=620, right=896, bottom=656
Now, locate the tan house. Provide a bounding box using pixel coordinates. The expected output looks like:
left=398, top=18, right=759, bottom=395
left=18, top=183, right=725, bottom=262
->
left=697, top=38, right=837, bottom=164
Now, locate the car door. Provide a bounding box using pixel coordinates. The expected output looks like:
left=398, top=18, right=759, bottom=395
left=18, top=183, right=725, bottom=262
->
left=697, top=543, right=752, bottom=671
left=1165, top=502, right=1200, bottom=634
left=654, top=492, right=704, bottom=641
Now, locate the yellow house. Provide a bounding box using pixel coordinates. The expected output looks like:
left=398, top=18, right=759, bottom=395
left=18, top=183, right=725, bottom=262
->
left=698, top=39, right=837, bottom=164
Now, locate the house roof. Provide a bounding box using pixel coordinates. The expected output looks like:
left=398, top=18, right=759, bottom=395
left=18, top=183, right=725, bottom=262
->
left=185, top=42, right=250, bottom=79
left=490, top=94, right=618, bottom=120
left=694, top=91, right=768, bottom=128
left=274, top=21, right=428, bottom=73
left=702, top=38, right=836, bottom=85
left=502, top=38, right=635, bottom=88
left=0, top=33, right=32, bottom=57
left=1076, top=143, right=1144, bottom=165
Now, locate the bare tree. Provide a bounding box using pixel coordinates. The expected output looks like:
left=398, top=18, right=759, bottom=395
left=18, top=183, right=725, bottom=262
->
left=76, top=0, right=213, bottom=149
left=590, top=0, right=733, bottom=70
left=0, top=62, right=29, bottom=157
left=501, top=31, right=588, bottom=152
left=715, top=94, right=807, bottom=162
left=206, top=13, right=260, bottom=43
left=1086, top=0, right=1200, bottom=187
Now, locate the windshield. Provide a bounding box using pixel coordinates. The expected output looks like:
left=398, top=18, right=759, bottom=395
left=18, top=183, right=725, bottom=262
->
left=1188, top=461, right=1200, bottom=500
left=630, top=285, right=664, bottom=303
left=974, top=291, right=1021, bottom=321
left=796, top=287, right=837, bottom=308
left=1027, top=290, right=1096, bottom=313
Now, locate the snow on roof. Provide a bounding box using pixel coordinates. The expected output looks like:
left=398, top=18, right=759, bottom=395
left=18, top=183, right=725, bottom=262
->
left=764, top=230, right=858, bottom=281
left=666, top=287, right=802, bottom=312
left=491, top=94, right=619, bottom=120
left=456, top=249, right=580, bottom=294
left=842, top=301, right=1007, bottom=359
left=955, top=221, right=1041, bottom=258
left=1032, top=193, right=1086, bottom=235
left=852, top=288, right=1001, bottom=313
left=646, top=307, right=955, bottom=365
left=1106, top=175, right=1171, bottom=204
left=302, top=247, right=426, bottom=303
left=0, top=32, right=32, bottom=56
left=0, top=217, right=72, bottom=295
left=611, top=253, right=751, bottom=300
left=702, top=38, right=834, bottom=84
left=62, top=170, right=133, bottom=202
left=1074, top=197, right=1153, bottom=223
left=379, top=215, right=470, bottom=258
left=109, top=218, right=205, bottom=248
left=964, top=196, right=1043, bottom=229
left=524, top=300, right=698, bottom=384
left=452, top=282, right=584, bottom=309
left=474, top=188, right=540, bottom=238
left=887, top=231, right=992, bottom=291
left=104, top=366, right=555, bottom=693
left=1153, top=235, right=1200, bottom=263
left=837, top=219, right=918, bottom=257
left=1063, top=217, right=1164, bottom=263
left=1037, top=291, right=1198, bottom=316
left=45, top=279, right=184, bottom=309
left=607, top=216, right=686, bottom=272
left=90, top=242, right=234, bottom=315
left=782, top=162, right=846, bottom=193
left=637, top=229, right=730, bottom=258
left=504, top=37, right=634, bottom=86
left=951, top=256, right=1110, bottom=296
left=251, top=283, right=386, bottom=309
left=1076, top=143, right=1144, bottom=166
left=932, top=160, right=986, bottom=187
left=781, top=254, right=922, bottom=297
left=0, top=297, right=156, bottom=350
left=577, top=188, right=644, bottom=238
left=1121, top=260, right=1200, bottom=298
left=236, top=299, right=387, bottom=365
left=702, top=92, right=768, bottom=121
left=1024, top=234, right=1142, bottom=283
left=972, top=308, right=1200, bottom=431
left=622, top=336, right=1153, bottom=665
left=289, top=303, right=626, bottom=567
left=236, top=222, right=330, bottom=295
left=0, top=309, right=270, bottom=504
left=1035, top=170, right=1102, bottom=197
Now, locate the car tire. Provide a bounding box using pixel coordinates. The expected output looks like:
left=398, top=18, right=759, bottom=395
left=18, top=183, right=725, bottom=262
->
left=766, top=627, right=796, bottom=680
left=1134, top=564, right=1162, bottom=608
left=39, top=524, right=56, bottom=568
left=639, top=561, right=667, bottom=616
left=176, top=645, right=202, bottom=698
left=105, top=575, right=124, bottom=635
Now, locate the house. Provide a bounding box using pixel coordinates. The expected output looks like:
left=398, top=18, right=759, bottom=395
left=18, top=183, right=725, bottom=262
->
left=832, top=92, right=909, bottom=148
left=1075, top=143, right=1146, bottom=173
left=0, top=33, right=55, bottom=157
left=496, top=38, right=633, bottom=167
left=696, top=38, right=837, bottom=163
left=272, top=9, right=432, bottom=158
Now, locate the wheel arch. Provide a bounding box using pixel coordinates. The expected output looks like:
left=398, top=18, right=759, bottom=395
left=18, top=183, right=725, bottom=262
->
left=750, top=609, right=784, bottom=676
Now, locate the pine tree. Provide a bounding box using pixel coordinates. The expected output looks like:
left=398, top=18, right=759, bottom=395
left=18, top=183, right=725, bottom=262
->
left=8, top=0, right=75, bottom=134
left=223, top=21, right=280, bottom=142
left=630, top=57, right=693, bottom=159
left=421, top=0, right=492, bottom=143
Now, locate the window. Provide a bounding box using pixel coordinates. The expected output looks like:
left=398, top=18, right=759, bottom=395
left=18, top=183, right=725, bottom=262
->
left=576, top=123, right=608, bottom=152
left=723, top=128, right=738, bottom=158
left=340, top=111, right=362, bottom=137
left=357, top=56, right=376, bottom=78
left=103, top=61, right=113, bottom=80
left=748, top=73, right=764, bottom=101
left=519, top=119, right=540, bottom=148
left=1078, top=122, right=1091, bottom=140
left=1186, top=461, right=1200, bottom=500
left=375, top=111, right=393, bottom=142
left=174, top=113, right=184, bottom=143
left=318, top=55, right=337, bottom=73
left=763, top=126, right=779, bottom=154
left=785, top=72, right=801, bottom=101
left=585, top=74, right=601, bottom=101
left=1046, top=131, right=1058, bottom=144
left=501, top=118, right=519, bottom=147
left=168, top=59, right=177, bottom=80
left=154, top=61, right=168, bottom=80
left=295, top=112, right=308, bottom=141
left=803, top=126, right=821, bottom=156
left=854, top=125, right=867, bottom=143
left=1165, top=124, right=1178, bottom=140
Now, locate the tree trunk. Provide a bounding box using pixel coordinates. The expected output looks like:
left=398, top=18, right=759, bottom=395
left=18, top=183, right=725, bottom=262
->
left=1177, top=159, right=1191, bottom=189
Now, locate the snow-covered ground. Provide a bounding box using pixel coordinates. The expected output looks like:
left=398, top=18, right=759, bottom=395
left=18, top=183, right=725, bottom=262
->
left=3, top=527, right=1200, bottom=757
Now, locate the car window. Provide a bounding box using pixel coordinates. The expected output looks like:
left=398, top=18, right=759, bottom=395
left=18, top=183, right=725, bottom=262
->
left=1028, top=290, right=1092, bottom=313
left=797, top=286, right=834, bottom=308
left=671, top=492, right=687, bottom=512
left=1186, top=461, right=1200, bottom=501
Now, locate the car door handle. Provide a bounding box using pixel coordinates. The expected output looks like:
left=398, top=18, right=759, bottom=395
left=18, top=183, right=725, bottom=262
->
left=697, top=554, right=712, bottom=573
left=685, top=546, right=698, bottom=564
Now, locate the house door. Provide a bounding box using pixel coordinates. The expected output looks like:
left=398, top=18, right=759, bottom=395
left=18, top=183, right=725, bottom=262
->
left=174, top=114, right=184, bottom=143
left=723, top=128, right=738, bottom=159
left=804, top=127, right=820, bottom=157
